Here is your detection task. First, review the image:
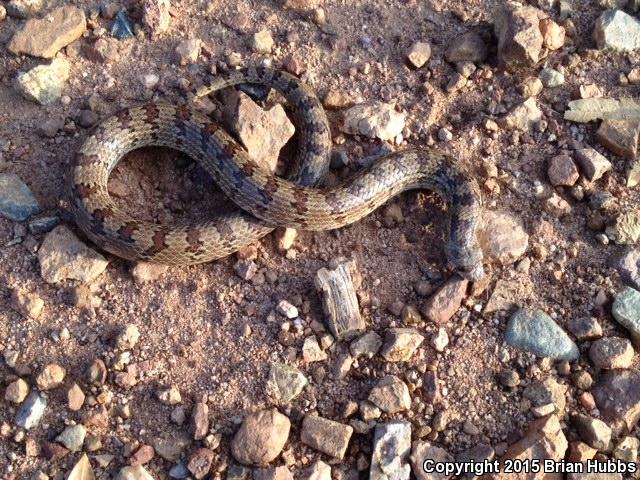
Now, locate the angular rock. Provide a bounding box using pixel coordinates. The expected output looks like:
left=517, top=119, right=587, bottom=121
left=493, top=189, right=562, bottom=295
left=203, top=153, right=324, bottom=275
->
left=38, top=225, right=108, bottom=284
left=500, top=416, right=567, bottom=472
left=11, top=288, right=44, bottom=319
left=523, top=377, right=568, bottom=414
left=254, top=466, right=295, bottom=480
left=350, top=332, right=382, bottom=358
left=191, top=402, right=209, bottom=441
left=153, top=433, right=190, bottom=462
left=380, top=328, right=424, bottom=362
left=540, top=17, right=565, bottom=50
left=499, top=97, right=543, bottom=131
left=187, top=448, right=214, bottom=479
left=341, top=102, right=405, bottom=141
left=589, top=337, right=634, bottom=369
left=298, top=461, right=330, bottom=480
left=371, top=421, right=411, bottom=480
left=7, top=0, right=45, bottom=18
left=505, top=308, right=579, bottom=361
left=368, top=375, right=411, bottom=413
left=67, top=383, right=85, bottom=411
left=5, top=378, right=29, bottom=404
left=231, top=409, right=290, bottom=466
left=116, top=465, right=155, bottom=480
left=0, top=173, right=40, bottom=221
left=56, top=424, right=86, bottom=452
left=484, top=279, right=519, bottom=314
left=266, top=362, right=308, bottom=403
left=111, top=9, right=134, bottom=39
left=175, top=38, right=201, bottom=65
left=302, top=336, right=327, bottom=362
left=15, top=392, right=47, bottom=429
left=596, top=120, right=640, bottom=160
left=567, top=316, right=602, bottom=341
left=592, top=368, right=640, bottom=429
left=606, top=210, right=640, bottom=245
left=411, top=441, right=453, bottom=480
left=36, top=363, right=65, bottom=390
left=250, top=29, right=274, bottom=54
left=445, top=32, right=487, bottom=63
left=406, top=41, right=432, bottom=68
left=571, top=413, right=611, bottom=450
left=143, top=0, right=170, bottom=36
left=575, top=148, right=612, bottom=182
left=301, top=415, right=353, bottom=459
left=547, top=154, right=578, bottom=186
left=539, top=68, right=565, bottom=88
left=16, top=57, right=70, bottom=105
left=421, top=277, right=468, bottom=325
left=8, top=6, right=86, bottom=58
left=494, top=4, right=546, bottom=68
left=593, top=9, right=640, bottom=51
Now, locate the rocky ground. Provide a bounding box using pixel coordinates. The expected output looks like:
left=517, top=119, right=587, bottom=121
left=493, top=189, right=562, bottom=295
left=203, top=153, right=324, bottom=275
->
left=2, top=0, right=640, bottom=479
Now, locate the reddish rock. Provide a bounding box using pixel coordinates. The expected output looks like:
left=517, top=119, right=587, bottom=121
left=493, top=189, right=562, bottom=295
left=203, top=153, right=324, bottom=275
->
left=596, top=120, right=640, bottom=160
left=188, top=448, right=214, bottom=479
left=421, top=277, right=468, bottom=324
left=130, top=444, right=155, bottom=466
left=547, top=154, right=579, bottom=187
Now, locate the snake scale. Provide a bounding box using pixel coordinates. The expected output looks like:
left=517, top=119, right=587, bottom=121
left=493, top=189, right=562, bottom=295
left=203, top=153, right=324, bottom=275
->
left=70, top=66, right=485, bottom=281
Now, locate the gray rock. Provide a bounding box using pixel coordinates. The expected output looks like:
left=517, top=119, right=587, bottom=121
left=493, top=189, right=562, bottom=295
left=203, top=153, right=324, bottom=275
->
left=612, top=287, right=640, bottom=345
left=505, top=308, right=579, bottom=361
left=593, top=369, right=640, bottom=430
left=539, top=68, right=565, bottom=87
left=298, top=461, right=330, bottom=480
left=169, top=464, right=190, bottom=479
left=612, top=249, right=640, bottom=290
left=571, top=413, right=612, bottom=450
left=267, top=363, right=308, bottom=403
left=368, top=375, right=411, bottom=413
left=16, top=58, right=71, bottom=105
left=55, top=424, right=86, bottom=451
left=350, top=332, right=382, bottom=358
left=28, top=216, right=59, bottom=234
left=371, top=421, right=411, bottom=480
left=575, top=148, right=612, bottom=182
left=0, top=173, right=40, bottom=221
left=589, top=337, right=634, bottom=369
left=380, top=328, right=424, bottom=362
left=444, top=32, right=487, bottom=63
left=594, top=9, right=640, bottom=51
left=455, top=444, right=495, bottom=480
left=499, top=97, right=543, bottom=131
left=6, top=0, right=45, bottom=18
left=15, top=392, right=47, bottom=429
left=567, top=316, right=603, bottom=341
left=38, top=225, right=108, bottom=284
left=300, top=415, right=353, bottom=459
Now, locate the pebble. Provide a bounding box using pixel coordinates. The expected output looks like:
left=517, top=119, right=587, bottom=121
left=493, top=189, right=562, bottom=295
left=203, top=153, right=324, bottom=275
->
left=153, top=433, right=190, bottom=462
left=231, top=409, right=290, bottom=466
left=540, top=17, right=566, bottom=50
left=547, top=154, right=578, bottom=186
left=371, top=422, right=411, bottom=480
left=410, top=442, right=453, bottom=480
left=477, top=211, right=529, bottom=265
left=56, top=424, right=86, bottom=452
left=16, top=57, right=71, bottom=105
left=505, top=308, right=579, bottom=361
left=157, top=385, right=181, bottom=405
left=276, top=228, right=298, bottom=251
left=606, top=210, right=640, bottom=245
left=539, top=68, right=565, bottom=88
left=282, top=0, right=322, bottom=8
left=455, top=444, right=495, bottom=480
left=567, top=441, right=597, bottom=462
left=575, top=148, right=612, bottom=182
left=116, top=465, right=155, bottom=480
left=15, top=392, right=47, bottom=429
left=0, top=173, right=40, bottom=221
left=298, top=462, right=329, bottom=480
left=302, top=336, right=328, bottom=362
left=593, top=369, right=640, bottom=429
left=250, top=28, right=274, bottom=53
left=187, top=448, right=214, bottom=479
left=593, top=9, right=640, bottom=51
left=499, top=97, right=543, bottom=131
left=437, top=127, right=453, bottom=142
left=0, top=4, right=5, bottom=20
left=484, top=279, right=518, bottom=314
left=597, top=119, right=640, bottom=160
left=341, top=102, right=406, bottom=141
left=497, top=369, right=520, bottom=388
left=111, top=9, right=134, bottom=39
left=523, top=377, right=567, bottom=413
left=589, top=337, right=634, bottom=369
left=67, top=383, right=85, bottom=411
left=494, top=4, right=546, bottom=69
left=131, top=445, right=155, bottom=466
left=350, top=332, right=382, bottom=358
left=519, top=77, right=543, bottom=97
left=301, top=414, right=353, bottom=459
left=88, top=359, right=108, bottom=384
left=132, top=262, right=168, bottom=284
left=368, top=375, right=411, bottom=413
left=5, top=378, right=29, bottom=403
left=11, top=288, right=44, bottom=319
left=36, top=363, right=65, bottom=390
left=406, top=41, right=432, bottom=68
left=420, top=277, right=468, bottom=325
left=116, top=324, right=141, bottom=350
left=175, top=38, right=201, bottom=65
left=380, top=328, right=424, bottom=362
left=571, top=413, right=611, bottom=450
left=613, top=249, right=640, bottom=290
left=323, top=89, right=355, bottom=109
left=169, top=464, right=190, bottom=479
left=277, top=300, right=298, bottom=319
left=8, top=6, right=87, bottom=58
left=267, top=362, right=308, bottom=403
left=143, top=0, right=170, bottom=36
left=234, top=259, right=258, bottom=280
left=431, top=328, right=449, bottom=352
left=572, top=370, right=593, bottom=390
left=191, top=402, right=209, bottom=440
left=567, top=316, right=603, bottom=341
left=444, top=31, right=487, bottom=63
left=38, top=225, right=108, bottom=283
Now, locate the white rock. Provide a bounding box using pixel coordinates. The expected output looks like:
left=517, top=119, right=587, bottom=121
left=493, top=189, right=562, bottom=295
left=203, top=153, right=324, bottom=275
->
left=371, top=421, right=411, bottom=480
left=16, top=58, right=70, bottom=105
left=341, top=102, right=406, bottom=141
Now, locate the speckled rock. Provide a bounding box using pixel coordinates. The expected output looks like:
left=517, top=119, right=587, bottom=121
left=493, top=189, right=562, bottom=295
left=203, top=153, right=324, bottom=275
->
left=547, top=154, right=578, bottom=186
left=499, top=97, right=543, bottom=131
left=16, top=58, right=70, bottom=105
left=0, top=173, right=41, bottom=221
left=142, top=0, right=170, bottom=36
left=56, top=424, right=86, bottom=452
left=368, top=375, right=411, bottom=413
left=589, top=337, right=634, bottom=369
left=341, top=102, right=405, bottom=141
left=38, top=225, right=108, bottom=284
left=411, top=441, right=453, bottom=480
left=477, top=211, right=529, bottom=265
left=301, top=415, right=353, bottom=459
left=575, top=148, right=612, bottom=182
left=380, top=328, right=424, bottom=362
left=539, top=68, right=565, bottom=88
left=371, top=421, right=411, bottom=480
left=231, top=409, right=290, bottom=466
left=15, top=392, right=47, bottom=429
left=606, top=210, right=640, bottom=244
left=613, top=287, right=640, bottom=346
left=266, top=363, right=308, bottom=403
left=505, top=308, right=579, bottom=361
left=406, top=41, right=432, bottom=68
left=593, top=368, right=640, bottom=429
left=594, top=9, right=640, bottom=51
left=572, top=414, right=611, bottom=450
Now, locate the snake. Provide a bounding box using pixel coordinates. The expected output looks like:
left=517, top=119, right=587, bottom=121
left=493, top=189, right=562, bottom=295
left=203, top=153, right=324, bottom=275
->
left=70, top=66, right=485, bottom=281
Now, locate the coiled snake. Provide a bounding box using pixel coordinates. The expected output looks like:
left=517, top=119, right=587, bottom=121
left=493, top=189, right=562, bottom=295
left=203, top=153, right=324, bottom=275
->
left=70, top=67, right=485, bottom=280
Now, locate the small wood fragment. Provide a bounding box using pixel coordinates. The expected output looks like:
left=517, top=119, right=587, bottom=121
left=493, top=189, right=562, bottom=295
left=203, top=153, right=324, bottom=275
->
left=315, top=259, right=364, bottom=340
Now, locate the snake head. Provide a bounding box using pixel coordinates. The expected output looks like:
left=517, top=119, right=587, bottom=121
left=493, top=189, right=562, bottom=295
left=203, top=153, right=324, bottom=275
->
left=446, top=240, right=485, bottom=282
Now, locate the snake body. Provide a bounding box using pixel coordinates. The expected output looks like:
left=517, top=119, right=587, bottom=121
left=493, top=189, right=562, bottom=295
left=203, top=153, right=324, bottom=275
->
left=70, top=67, right=485, bottom=280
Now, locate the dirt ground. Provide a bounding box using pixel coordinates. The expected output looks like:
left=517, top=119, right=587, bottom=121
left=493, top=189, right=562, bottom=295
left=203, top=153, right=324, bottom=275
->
left=1, top=0, right=640, bottom=478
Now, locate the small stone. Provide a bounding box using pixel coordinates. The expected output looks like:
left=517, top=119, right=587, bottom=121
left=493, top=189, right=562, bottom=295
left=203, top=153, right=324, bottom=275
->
left=421, top=277, right=468, bottom=325
left=438, top=127, right=453, bottom=142
left=523, top=377, right=568, bottom=413
left=547, top=154, right=578, bottom=186
left=191, top=402, right=209, bottom=440
left=302, top=336, right=328, bottom=363
left=444, top=32, right=487, bottom=63
left=567, top=317, right=602, bottom=340
left=572, top=370, right=594, bottom=390
left=505, top=308, right=579, bottom=361
left=501, top=415, right=567, bottom=468
left=578, top=83, right=604, bottom=98
left=519, top=77, right=544, bottom=97
left=589, top=337, right=634, bottom=369
left=371, top=421, right=411, bottom=480
left=380, top=328, right=424, bottom=362
left=341, top=102, right=406, bottom=141
left=5, top=378, right=29, bottom=404
left=606, top=210, right=640, bottom=245
left=131, top=445, right=155, bottom=466
left=484, top=279, right=518, bottom=314
left=614, top=249, right=640, bottom=290
left=277, top=300, right=298, bottom=319
left=111, top=9, right=134, bottom=39
left=494, top=4, right=546, bottom=69
left=15, top=392, right=47, bottom=429
left=56, top=424, right=86, bottom=452
left=153, top=433, right=191, bottom=462
left=38, top=226, right=108, bottom=283
left=613, top=436, right=639, bottom=462
left=36, top=363, right=66, bottom=390
left=116, top=465, right=155, bottom=480
left=0, top=173, right=40, bottom=221
left=143, top=0, right=170, bottom=36
left=187, top=448, right=214, bottom=479
left=116, top=324, right=141, bottom=350
left=498, top=369, right=520, bottom=388
left=368, top=375, right=411, bottom=413
left=323, top=89, right=355, bottom=109
left=301, top=415, right=353, bottom=459
left=250, top=29, right=274, bottom=53
left=267, top=363, right=308, bottom=403
left=175, top=38, right=201, bottom=65
left=350, top=332, right=382, bottom=358
left=8, top=6, right=87, bottom=58
left=597, top=119, right=640, bottom=160
left=0, top=4, right=5, bottom=20
left=593, top=369, right=640, bottom=429
left=276, top=228, right=297, bottom=251
left=67, top=383, right=85, bottom=411
left=499, top=97, right=543, bottom=131
left=571, top=413, right=611, bottom=450
left=539, top=68, right=565, bottom=88
left=567, top=441, right=597, bottom=462
left=411, top=441, right=453, bottom=480
left=234, top=259, right=258, bottom=280
left=77, top=109, right=99, bottom=128
left=132, top=262, right=168, bottom=284
left=231, top=409, right=290, bottom=466
left=593, top=9, right=640, bottom=51
left=157, top=386, right=181, bottom=405
left=478, top=210, right=529, bottom=266
left=406, top=41, right=432, bottom=68
left=540, top=17, right=566, bottom=50
left=88, top=359, right=108, bottom=384
left=431, top=328, right=449, bottom=352
left=11, top=288, right=44, bottom=319
left=575, top=148, right=612, bottom=182
left=16, top=58, right=70, bottom=105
